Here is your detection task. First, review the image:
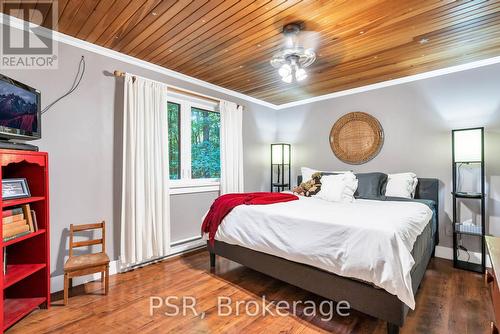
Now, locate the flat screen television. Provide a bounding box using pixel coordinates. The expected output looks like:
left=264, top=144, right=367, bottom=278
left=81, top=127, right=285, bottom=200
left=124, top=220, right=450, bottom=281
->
left=0, top=74, right=41, bottom=141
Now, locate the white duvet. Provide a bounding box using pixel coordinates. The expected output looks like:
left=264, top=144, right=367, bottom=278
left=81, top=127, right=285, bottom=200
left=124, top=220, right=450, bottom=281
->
left=212, top=196, right=432, bottom=309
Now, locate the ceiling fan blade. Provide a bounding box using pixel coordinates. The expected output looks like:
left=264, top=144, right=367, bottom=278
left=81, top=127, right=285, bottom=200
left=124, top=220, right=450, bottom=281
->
left=297, top=31, right=322, bottom=51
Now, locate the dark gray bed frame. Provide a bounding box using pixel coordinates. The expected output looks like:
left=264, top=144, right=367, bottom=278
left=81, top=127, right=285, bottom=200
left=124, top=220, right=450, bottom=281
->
left=207, top=178, right=439, bottom=334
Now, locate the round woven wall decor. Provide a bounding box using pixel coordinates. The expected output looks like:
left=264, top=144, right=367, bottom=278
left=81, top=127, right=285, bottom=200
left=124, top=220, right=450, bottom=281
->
left=329, top=112, right=384, bottom=164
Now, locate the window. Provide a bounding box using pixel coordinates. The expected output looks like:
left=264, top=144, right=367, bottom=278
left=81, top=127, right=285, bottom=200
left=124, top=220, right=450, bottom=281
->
left=191, top=107, right=220, bottom=179
left=168, top=102, right=181, bottom=180
left=167, top=94, right=220, bottom=191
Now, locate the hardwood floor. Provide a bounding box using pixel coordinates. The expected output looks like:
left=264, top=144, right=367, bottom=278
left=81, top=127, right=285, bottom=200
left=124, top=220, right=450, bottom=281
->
left=7, top=250, right=493, bottom=333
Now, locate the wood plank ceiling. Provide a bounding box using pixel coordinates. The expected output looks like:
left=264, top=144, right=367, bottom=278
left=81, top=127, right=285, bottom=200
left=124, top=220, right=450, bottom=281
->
left=4, top=0, right=500, bottom=105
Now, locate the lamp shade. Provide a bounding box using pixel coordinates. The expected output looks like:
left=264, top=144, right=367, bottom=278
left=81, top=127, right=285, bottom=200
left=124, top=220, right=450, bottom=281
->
left=453, top=128, right=483, bottom=163
left=271, top=144, right=290, bottom=165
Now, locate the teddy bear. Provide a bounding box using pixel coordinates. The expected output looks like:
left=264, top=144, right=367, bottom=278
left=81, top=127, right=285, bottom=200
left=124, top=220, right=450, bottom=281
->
left=293, top=172, right=322, bottom=197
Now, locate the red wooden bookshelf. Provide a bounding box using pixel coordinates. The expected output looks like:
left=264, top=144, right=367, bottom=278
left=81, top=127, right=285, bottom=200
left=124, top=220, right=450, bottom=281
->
left=0, top=150, right=50, bottom=332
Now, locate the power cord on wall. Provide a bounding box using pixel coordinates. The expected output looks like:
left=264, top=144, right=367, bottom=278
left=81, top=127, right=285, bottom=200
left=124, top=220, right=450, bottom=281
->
left=41, top=56, right=86, bottom=115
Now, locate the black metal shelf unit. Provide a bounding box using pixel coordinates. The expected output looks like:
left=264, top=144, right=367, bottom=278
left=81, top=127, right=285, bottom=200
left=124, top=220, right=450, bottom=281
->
left=451, top=127, right=485, bottom=273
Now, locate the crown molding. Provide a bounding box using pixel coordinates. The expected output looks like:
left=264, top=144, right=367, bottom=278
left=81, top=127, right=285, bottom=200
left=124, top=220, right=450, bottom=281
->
left=2, top=13, right=500, bottom=111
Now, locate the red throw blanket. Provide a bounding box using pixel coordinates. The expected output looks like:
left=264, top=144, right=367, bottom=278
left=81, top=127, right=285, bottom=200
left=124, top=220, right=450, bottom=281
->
left=202, top=192, right=298, bottom=245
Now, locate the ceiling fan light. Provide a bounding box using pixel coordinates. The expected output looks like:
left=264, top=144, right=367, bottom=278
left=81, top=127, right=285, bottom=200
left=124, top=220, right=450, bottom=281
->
left=282, top=74, right=293, bottom=83
left=278, top=64, right=292, bottom=78
left=295, top=68, right=307, bottom=81
left=271, top=23, right=317, bottom=84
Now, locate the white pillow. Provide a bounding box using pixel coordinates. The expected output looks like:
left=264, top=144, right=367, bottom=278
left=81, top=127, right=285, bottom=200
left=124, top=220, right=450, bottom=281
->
left=300, top=167, right=350, bottom=182
left=316, top=172, right=358, bottom=203
left=385, top=173, right=418, bottom=199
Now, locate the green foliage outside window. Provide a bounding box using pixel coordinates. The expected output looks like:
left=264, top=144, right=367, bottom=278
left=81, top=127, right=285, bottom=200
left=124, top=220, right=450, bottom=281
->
left=167, top=102, right=180, bottom=180
left=191, top=107, right=220, bottom=179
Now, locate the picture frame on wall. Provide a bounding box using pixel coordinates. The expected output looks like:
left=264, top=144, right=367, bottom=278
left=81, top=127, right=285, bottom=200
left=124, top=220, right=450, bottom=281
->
left=2, top=178, right=31, bottom=200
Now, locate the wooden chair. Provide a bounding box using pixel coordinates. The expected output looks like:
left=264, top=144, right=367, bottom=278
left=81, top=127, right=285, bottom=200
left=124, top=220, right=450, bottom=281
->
left=63, top=221, right=110, bottom=305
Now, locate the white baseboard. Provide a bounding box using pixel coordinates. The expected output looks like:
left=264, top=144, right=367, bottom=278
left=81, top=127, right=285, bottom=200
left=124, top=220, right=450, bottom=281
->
left=434, top=245, right=491, bottom=267
left=50, top=237, right=205, bottom=293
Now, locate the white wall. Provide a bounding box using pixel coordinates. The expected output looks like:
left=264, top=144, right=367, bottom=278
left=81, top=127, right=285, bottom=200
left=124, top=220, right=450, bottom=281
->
left=275, top=63, right=500, bottom=249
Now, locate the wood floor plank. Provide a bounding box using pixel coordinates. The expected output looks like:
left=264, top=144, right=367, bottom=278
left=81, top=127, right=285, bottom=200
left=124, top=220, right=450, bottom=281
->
left=5, top=252, right=493, bottom=334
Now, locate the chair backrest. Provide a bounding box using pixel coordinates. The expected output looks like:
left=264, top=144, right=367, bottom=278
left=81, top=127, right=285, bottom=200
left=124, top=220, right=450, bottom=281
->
left=69, top=221, right=106, bottom=258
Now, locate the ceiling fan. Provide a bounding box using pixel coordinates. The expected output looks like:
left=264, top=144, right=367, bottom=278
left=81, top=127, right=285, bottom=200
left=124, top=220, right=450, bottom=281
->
left=270, top=22, right=319, bottom=83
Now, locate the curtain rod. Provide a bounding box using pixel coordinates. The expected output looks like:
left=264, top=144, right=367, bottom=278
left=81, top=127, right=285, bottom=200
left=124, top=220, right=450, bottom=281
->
left=113, top=70, right=221, bottom=104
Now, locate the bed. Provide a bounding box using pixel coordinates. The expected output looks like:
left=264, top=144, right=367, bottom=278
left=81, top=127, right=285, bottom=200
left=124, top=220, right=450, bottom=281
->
left=207, top=177, right=439, bottom=334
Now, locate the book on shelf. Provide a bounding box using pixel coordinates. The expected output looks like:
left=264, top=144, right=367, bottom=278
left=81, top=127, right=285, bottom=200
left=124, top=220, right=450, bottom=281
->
left=2, top=204, right=35, bottom=241
left=3, top=230, right=31, bottom=242
left=22, top=204, right=34, bottom=232
left=31, top=209, right=38, bottom=231
left=3, top=224, right=29, bottom=238
left=3, top=219, right=27, bottom=231
left=3, top=213, right=24, bottom=224
left=2, top=207, right=23, bottom=218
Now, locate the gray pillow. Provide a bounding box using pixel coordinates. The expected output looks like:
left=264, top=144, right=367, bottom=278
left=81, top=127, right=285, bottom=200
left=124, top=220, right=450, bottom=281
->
left=354, top=172, right=388, bottom=200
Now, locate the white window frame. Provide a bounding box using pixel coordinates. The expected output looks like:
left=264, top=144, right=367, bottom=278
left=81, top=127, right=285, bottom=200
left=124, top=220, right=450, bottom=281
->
left=167, top=92, right=220, bottom=194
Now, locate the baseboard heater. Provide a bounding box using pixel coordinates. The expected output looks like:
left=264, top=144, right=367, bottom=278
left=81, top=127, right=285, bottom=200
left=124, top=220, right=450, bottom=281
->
left=127, top=236, right=205, bottom=271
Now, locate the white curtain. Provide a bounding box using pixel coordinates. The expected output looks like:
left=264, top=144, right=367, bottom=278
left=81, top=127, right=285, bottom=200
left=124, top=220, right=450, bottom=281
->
left=120, top=74, right=170, bottom=269
left=220, top=100, right=244, bottom=194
